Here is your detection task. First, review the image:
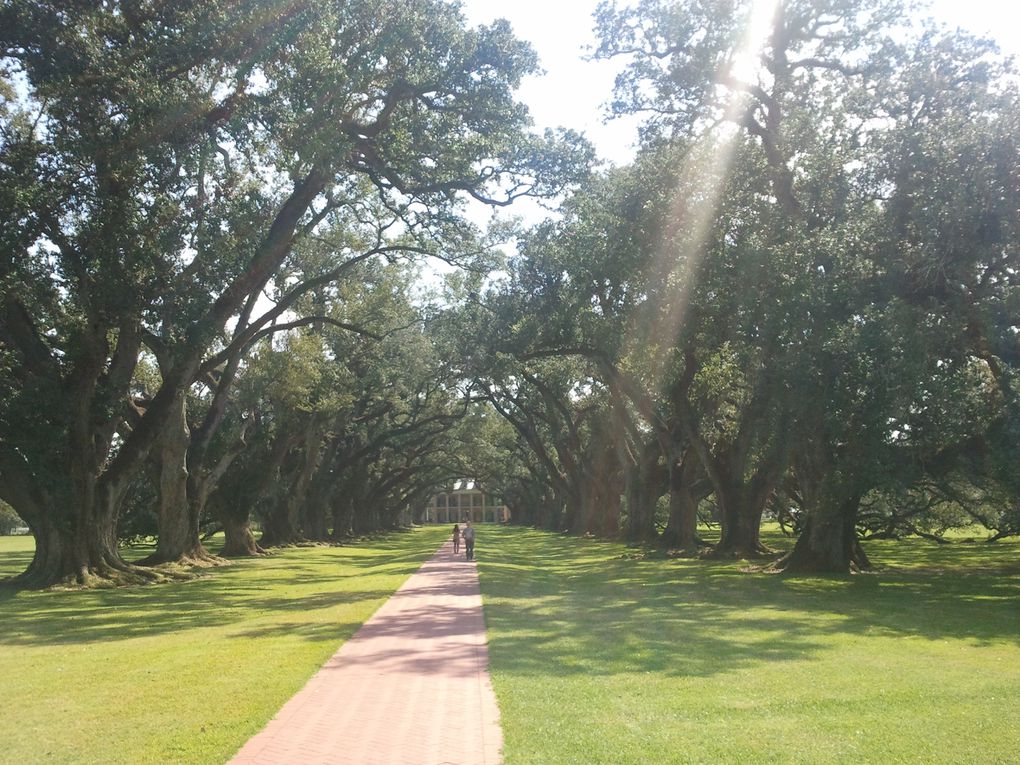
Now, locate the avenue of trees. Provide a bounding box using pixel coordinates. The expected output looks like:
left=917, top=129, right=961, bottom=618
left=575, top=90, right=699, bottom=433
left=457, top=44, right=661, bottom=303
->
left=0, top=0, right=590, bottom=586
left=1, top=0, right=1017, bottom=586
left=464, top=0, right=1020, bottom=572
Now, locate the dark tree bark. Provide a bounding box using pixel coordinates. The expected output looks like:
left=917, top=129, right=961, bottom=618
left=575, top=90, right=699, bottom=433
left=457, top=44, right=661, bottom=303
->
left=772, top=493, right=868, bottom=573
left=710, top=473, right=778, bottom=558
left=259, top=468, right=304, bottom=547
left=599, top=484, right=624, bottom=538
left=625, top=441, right=663, bottom=543
left=259, top=423, right=323, bottom=547
left=141, top=392, right=218, bottom=565
left=212, top=470, right=267, bottom=557
left=659, top=438, right=690, bottom=549
left=661, top=487, right=697, bottom=549
left=220, top=508, right=267, bottom=557
left=660, top=454, right=705, bottom=551
left=301, top=434, right=343, bottom=541
left=301, top=497, right=332, bottom=541
left=772, top=454, right=870, bottom=573
left=330, top=493, right=355, bottom=540
left=0, top=317, right=157, bottom=586
left=331, top=462, right=366, bottom=540
left=677, top=400, right=786, bottom=559
left=5, top=467, right=152, bottom=587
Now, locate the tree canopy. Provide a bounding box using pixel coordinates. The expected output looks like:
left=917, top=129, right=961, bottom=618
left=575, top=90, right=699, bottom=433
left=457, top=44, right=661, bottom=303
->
left=1, top=0, right=1017, bottom=585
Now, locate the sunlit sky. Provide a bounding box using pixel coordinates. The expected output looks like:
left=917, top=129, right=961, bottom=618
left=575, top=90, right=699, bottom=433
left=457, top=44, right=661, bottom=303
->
left=459, top=0, right=1020, bottom=166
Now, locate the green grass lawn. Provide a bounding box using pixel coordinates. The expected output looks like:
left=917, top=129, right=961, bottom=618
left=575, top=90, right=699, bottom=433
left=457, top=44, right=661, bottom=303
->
left=476, top=527, right=1020, bottom=765
left=0, top=527, right=446, bottom=765
left=3, top=525, right=1017, bottom=764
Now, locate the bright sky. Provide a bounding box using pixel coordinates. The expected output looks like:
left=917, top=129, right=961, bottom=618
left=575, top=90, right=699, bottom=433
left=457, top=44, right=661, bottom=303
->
left=459, top=0, right=1020, bottom=166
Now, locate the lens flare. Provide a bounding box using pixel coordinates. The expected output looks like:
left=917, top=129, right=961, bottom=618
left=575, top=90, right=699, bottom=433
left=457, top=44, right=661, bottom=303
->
left=634, top=0, right=780, bottom=389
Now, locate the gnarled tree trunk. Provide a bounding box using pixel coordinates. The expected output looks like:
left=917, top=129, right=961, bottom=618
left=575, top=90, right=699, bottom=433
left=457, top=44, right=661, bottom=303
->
left=625, top=442, right=663, bottom=543
left=220, top=507, right=266, bottom=557
left=301, top=434, right=341, bottom=541
left=330, top=492, right=355, bottom=540
left=143, top=393, right=218, bottom=565
left=262, top=417, right=324, bottom=546
left=660, top=449, right=704, bottom=551
left=253, top=425, right=308, bottom=547
left=10, top=474, right=152, bottom=588
left=709, top=472, right=778, bottom=559
left=773, top=473, right=869, bottom=573
left=771, top=441, right=873, bottom=573
left=662, top=483, right=701, bottom=552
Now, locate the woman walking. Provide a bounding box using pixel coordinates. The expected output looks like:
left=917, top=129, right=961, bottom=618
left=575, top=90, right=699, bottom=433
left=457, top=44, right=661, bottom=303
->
left=452, top=523, right=461, bottom=555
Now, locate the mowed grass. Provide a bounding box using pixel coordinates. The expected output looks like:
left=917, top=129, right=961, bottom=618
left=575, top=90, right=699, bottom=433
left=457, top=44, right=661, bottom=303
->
left=0, top=527, right=446, bottom=765
left=476, top=526, right=1020, bottom=765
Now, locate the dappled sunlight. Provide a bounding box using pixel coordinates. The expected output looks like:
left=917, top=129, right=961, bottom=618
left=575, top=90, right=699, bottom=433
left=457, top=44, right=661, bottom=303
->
left=631, top=0, right=781, bottom=382
left=730, top=0, right=779, bottom=84
left=478, top=526, right=1020, bottom=764
left=0, top=527, right=451, bottom=765
left=478, top=527, right=1020, bottom=680
left=0, top=528, right=446, bottom=648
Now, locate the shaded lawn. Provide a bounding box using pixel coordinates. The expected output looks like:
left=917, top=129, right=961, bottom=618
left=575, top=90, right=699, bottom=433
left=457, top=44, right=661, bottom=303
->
left=0, top=533, right=34, bottom=580
left=0, top=527, right=446, bottom=765
left=476, top=526, right=1020, bottom=765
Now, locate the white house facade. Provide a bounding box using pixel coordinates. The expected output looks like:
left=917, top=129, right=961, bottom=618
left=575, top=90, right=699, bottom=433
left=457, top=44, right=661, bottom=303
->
left=423, top=481, right=509, bottom=524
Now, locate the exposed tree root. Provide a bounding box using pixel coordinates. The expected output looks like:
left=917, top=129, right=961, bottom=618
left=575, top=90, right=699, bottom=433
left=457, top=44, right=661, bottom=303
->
left=135, top=545, right=228, bottom=568
left=266, top=539, right=333, bottom=549
left=703, top=541, right=778, bottom=560
left=8, top=558, right=182, bottom=591
left=764, top=540, right=872, bottom=575
left=666, top=546, right=702, bottom=558
left=220, top=540, right=270, bottom=558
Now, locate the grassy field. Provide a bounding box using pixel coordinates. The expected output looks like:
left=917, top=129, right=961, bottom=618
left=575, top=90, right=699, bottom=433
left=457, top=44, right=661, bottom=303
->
left=476, top=527, right=1020, bottom=765
left=0, top=527, right=446, bottom=765
left=3, top=525, right=1017, bottom=764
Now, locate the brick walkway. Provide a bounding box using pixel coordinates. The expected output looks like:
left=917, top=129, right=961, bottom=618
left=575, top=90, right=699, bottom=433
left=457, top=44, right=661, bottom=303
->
left=228, top=540, right=502, bottom=765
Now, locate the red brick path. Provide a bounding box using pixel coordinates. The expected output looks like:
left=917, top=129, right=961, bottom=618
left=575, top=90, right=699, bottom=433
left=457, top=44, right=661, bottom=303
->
left=228, top=541, right=502, bottom=765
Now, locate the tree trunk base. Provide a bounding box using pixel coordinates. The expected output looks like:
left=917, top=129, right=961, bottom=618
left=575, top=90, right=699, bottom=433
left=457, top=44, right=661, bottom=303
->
left=302, top=532, right=335, bottom=543
left=258, top=534, right=308, bottom=549
left=9, top=554, right=171, bottom=590
left=221, top=538, right=269, bottom=557
left=705, top=540, right=777, bottom=560
left=136, top=543, right=227, bottom=568
left=659, top=530, right=707, bottom=549
left=666, top=546, right=701, bottom=558
left=220, top=516, right=268, bottom=557
left=767, top=549, right=847, bottom=574
left=625, top=529, right=660, bottom=544
left=7, top=520, right=192, bottom=589
left=257, top=526, right=303, bottom=550
left=767, top=540, right=872, bottom=574
left=851, top=540, right=872, bottom=571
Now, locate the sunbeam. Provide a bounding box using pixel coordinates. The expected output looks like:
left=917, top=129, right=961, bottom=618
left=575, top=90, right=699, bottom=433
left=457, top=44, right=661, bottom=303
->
left=632, top=0, right=781, bottom=389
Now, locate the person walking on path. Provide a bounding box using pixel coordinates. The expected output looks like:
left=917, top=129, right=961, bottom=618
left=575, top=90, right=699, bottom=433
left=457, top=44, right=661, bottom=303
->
left=452, top=523, right=461, bottom=554
left=462, top=520, right=476, bottom=561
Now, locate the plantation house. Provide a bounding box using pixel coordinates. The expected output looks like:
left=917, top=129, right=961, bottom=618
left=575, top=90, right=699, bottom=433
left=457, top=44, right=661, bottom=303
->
left=423, top=481, right=509, bottom=524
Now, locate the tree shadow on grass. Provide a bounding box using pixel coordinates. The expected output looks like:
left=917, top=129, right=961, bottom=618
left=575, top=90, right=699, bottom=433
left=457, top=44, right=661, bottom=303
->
left=477, top=527, right=1020, bottom=681
left=0, top=575, right=400, bottom=647
left=0, top=530, right=445, bottom=648
left=0, top=546, right=34, bottom=582
left=229, top=618, right=366, bottom=643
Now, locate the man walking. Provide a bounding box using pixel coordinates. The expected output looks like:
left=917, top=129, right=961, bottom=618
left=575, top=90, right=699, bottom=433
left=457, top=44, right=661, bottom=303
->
left=462, top=520, right=476, bottom=561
